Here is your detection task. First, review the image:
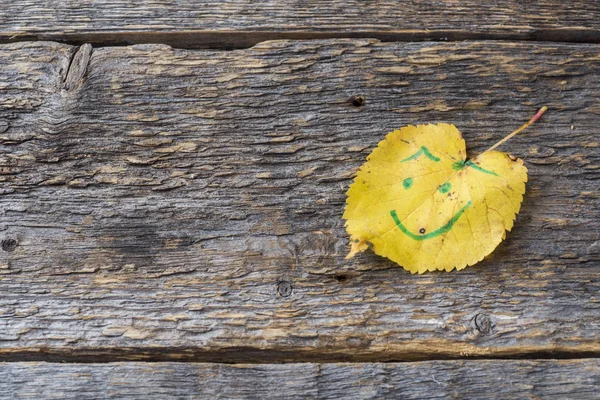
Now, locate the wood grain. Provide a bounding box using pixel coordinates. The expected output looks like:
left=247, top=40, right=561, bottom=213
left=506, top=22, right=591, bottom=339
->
left=2, top=1, right=600, bottom=48
left=1, top=360, right=599, bottom=399
left=0, top=40, right=599, bottom=361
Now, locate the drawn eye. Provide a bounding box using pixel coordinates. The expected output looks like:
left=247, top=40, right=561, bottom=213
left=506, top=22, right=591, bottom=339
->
left=401, top=145, right=441, bottom=191
left=439, top=182, right=451, bottom=193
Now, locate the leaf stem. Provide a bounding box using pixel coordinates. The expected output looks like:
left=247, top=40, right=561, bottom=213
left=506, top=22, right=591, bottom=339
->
left=483, top=106, right=548, bottom=154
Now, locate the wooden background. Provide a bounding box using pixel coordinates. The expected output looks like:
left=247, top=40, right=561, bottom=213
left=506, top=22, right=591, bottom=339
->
left=1, top=1, right=599, bottom=399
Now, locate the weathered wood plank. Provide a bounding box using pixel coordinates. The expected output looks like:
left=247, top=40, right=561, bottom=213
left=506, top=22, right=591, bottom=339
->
left=2, top=1, right=600, bottom=48
left=1, top=360, right=599, bottom=399
left=0, top=40, right=599, bottom=361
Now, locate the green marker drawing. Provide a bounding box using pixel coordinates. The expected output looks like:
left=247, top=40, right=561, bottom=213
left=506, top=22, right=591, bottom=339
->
left=390, top=201, right=473, bottom=241
left=452, top=160, right=498, bottom=176
left=452, top=160, right=466, bottom=170
left=401, top=146, right=441, bottom=163
left=439, top=182, right=452, bottom=193
left=465, top=160, right=499, bottom=176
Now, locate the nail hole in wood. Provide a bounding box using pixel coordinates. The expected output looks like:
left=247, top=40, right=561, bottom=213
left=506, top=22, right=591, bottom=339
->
left=349, top=95, right=366, bottom=107
left=1, top=238, right=17, bottom=252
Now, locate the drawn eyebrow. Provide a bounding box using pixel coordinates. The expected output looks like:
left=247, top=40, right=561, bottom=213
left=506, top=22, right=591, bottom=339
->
left=401, top=146, right=441, bottom=163
left=452, top=160, right=499, bottom=176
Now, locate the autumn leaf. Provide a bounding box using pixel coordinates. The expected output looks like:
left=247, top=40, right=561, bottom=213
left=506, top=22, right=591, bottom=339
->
left=343, top=107, right=547, bottom=274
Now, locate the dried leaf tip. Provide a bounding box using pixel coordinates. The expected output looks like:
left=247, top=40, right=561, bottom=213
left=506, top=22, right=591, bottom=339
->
left=484, top=106, right=548, bottom=154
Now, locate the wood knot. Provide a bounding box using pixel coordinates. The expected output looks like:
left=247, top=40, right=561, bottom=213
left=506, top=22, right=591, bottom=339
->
left=0, top=120, right=9, bottom=134
left=474, top=313, right=494, bottom=335
left=63, top=43, right=93, bottom=91
left=1, top=238, right=17, bottom=252
left=277, top=281, right=293, bottom=297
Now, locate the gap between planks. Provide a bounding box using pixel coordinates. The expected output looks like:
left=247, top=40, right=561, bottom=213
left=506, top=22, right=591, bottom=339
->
left=3, top=28, right=600, bottom=50
left=1, top=346, right=600, bottom=364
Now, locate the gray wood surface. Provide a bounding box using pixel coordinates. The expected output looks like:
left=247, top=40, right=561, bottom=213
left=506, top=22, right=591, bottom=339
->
left=2, top=1, right=599, bottom=48
left=0, top=39, right=599, bottom=362
left=1, top=360, right=599, bottom=399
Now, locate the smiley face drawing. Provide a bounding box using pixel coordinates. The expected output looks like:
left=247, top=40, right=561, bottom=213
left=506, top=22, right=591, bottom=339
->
left=343, top=123, right=527, bottom=274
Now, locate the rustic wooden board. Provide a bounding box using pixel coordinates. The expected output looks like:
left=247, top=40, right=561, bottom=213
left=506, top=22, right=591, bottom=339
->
left=1, top=360, right=599, bottom=399
left=0, top=40, right=599, bottom=361
left=2, top=1, right=600, bottom=48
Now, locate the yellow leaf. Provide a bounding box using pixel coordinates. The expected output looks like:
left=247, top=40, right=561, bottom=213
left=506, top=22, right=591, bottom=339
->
left=344, top=107, right=547, bottom=274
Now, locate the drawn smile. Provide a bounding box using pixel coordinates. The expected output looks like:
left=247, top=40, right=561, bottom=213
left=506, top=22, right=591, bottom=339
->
left=390, top=201, right=473, bottom=241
